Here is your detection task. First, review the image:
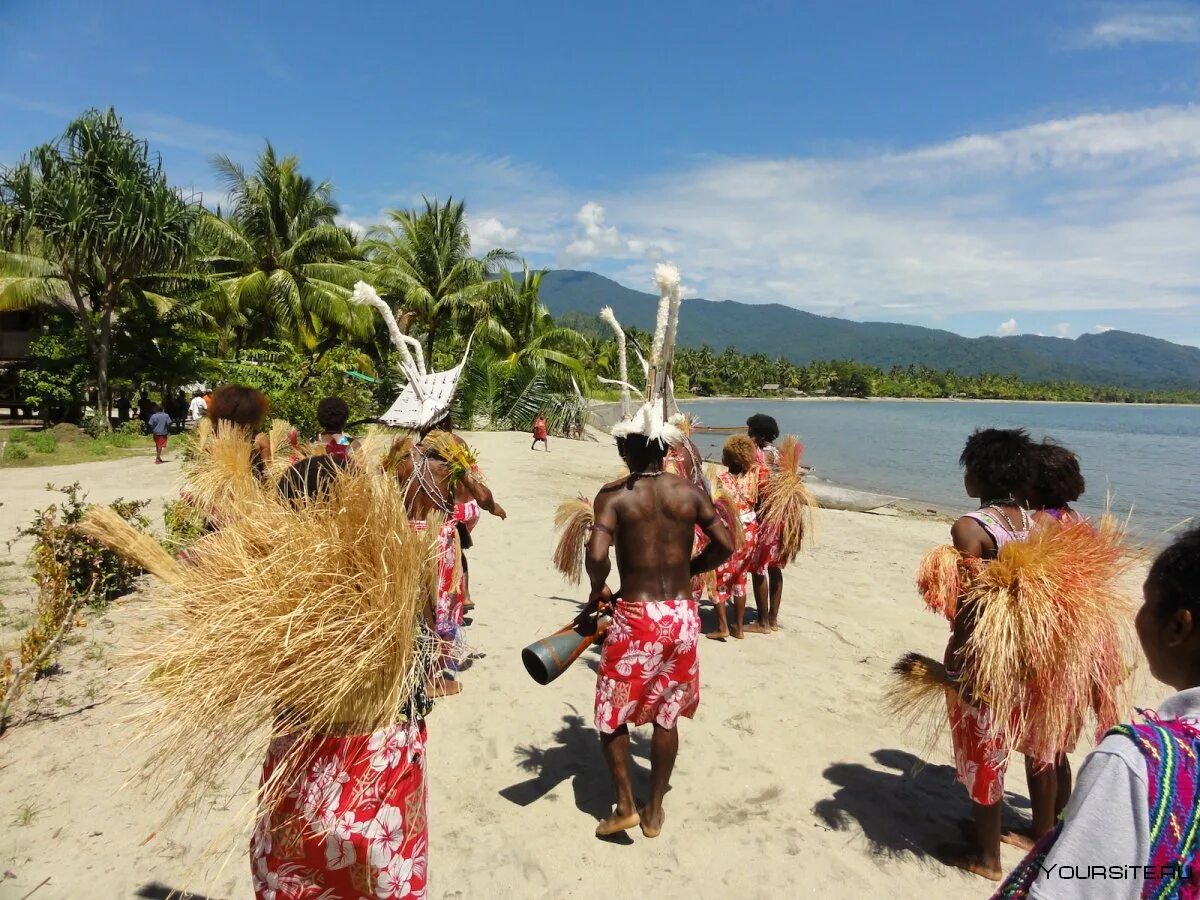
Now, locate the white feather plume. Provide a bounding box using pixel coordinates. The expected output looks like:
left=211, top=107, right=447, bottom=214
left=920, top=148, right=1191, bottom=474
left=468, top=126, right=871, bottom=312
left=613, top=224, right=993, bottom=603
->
left=597, top=377, right=644, bottom=399
left=599, top=306, right=630, bottom=418
left=351, top=281, right=424, bottom=399
left=610, top=400, right=684, bottom=447
left=649, top=265, right=677, bottom=368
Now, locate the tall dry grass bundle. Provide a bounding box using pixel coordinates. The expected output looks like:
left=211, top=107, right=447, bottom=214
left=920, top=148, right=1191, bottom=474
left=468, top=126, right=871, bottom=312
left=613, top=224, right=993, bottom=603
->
left=356, top=424, right=407, bottom=472
left=79, top=507, right=188, bottom=588
left=759, top=435, right=817, bottom=562
left=884, top=652, right=953, bottom=736
left=181, top=424, right=271, bottom=527
left=916, top=545, right=975, bottom=620
left=85, top=467, right=438, bottom=822
left=552, top=496, right=594, bottom=584
left=961, top=515, right=1137, bottom=763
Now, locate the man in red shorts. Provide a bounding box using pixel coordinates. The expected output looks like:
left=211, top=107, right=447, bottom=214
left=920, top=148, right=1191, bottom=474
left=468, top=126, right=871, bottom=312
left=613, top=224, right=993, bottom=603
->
left=148, top=403, right=172, bottom=464
left=581, top=419, right=733, bottom=839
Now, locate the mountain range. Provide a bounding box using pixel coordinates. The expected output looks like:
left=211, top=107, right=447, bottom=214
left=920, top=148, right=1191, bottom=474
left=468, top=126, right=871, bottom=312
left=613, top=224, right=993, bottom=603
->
left=538, top=270, right=1200, bottom=391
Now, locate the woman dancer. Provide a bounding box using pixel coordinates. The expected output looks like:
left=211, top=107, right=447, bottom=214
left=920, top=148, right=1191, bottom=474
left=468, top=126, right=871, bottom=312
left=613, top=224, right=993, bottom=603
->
left=707, top=435, right=770, bottom=640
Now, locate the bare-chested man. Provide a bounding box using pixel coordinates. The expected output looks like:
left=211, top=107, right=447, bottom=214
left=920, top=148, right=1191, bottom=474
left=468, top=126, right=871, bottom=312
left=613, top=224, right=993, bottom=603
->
left=581, top=431, right=733, bottom=839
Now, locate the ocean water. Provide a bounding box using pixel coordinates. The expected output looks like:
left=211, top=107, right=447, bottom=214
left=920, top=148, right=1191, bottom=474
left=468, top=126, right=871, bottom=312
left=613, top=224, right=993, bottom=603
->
left=679, top=399, right=1200, bottom=541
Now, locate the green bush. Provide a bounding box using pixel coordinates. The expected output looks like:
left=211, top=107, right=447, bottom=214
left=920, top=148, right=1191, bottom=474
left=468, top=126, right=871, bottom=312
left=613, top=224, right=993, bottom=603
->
left=4, top=443, right=29, bottom=461
left=17, top=483, right=150, bottom=608
left=7, top=429, right=29, bottom=443
left=88, top=441, right=111, bottom=457
left=105, top=432, right=134, bottom=449
left=163, top=498, right=205, bottom=551
left=119, top=420, right=144, bottom=436
left=27, top=433, right=58, bottom=454
left=83, top=411, right=111, bottom=438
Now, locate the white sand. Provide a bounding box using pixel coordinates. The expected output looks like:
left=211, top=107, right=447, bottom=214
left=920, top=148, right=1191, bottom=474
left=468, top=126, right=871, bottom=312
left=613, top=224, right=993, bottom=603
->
left=0, top=432, right=1153, bottom=899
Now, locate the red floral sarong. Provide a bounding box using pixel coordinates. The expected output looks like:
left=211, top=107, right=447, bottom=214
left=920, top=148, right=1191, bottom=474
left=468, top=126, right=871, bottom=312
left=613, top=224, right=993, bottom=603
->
left=947, top=692, right=1009, bottom=806
left=595, top=598, right=701, bottom=733
left=251, top=720, right=429, bottom=900
left=409, top=519, right=461, bottom=642
left=750, top=523, right=782, bottom=573
left=714, top=519, right=758, bottom=603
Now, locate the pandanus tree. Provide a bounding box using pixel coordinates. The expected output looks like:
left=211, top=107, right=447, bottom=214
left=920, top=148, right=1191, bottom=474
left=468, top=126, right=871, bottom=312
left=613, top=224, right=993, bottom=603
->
left=362, top=197, right=515, bottom=359
left=196, top=143, right=371, bottom=355
left=0, top=108, right=202, bottom=415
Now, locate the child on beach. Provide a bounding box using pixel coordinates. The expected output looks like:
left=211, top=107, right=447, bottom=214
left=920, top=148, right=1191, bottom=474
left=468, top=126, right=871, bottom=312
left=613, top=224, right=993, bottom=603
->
left=996, top=526, right=1200, bottom=899
left=939, top=427, right=1036, bottom=880
left=747, top=414, right=785, bottom=630
left=531, top=414, right=549, bottom=452
left=706, top=435, right=770, bottom=640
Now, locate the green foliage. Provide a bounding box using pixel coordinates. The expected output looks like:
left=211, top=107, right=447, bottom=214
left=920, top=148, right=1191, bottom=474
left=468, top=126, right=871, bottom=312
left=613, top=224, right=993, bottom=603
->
left=119, top=420, right=144, bottom=436
left=163, top=498, right=205, bottom=552
left=0, top=108, right=202, bottom=410
left=27, top=432, right=56, bottom=454
left=16, top=483, right=149, bottom=608
left=83, top=410, right=111, bottom=437
left=208, top=342, right=377, bottom=436
left=4, top=443, right=28, bottom=461
left=196, top=143, right=370, bottom=353
left=17, top=313, right=89, bottom=421
left=7, top=429, right=28, bottom=443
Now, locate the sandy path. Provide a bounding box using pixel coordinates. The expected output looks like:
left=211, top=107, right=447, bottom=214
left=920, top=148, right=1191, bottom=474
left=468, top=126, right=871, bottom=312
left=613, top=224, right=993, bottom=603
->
left=0, top=433, right=1152, bottom=899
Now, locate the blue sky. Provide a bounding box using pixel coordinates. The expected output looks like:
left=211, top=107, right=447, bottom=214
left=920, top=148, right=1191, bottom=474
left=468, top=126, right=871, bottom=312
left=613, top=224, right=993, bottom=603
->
left=4, top=1, right=1200, bottom=344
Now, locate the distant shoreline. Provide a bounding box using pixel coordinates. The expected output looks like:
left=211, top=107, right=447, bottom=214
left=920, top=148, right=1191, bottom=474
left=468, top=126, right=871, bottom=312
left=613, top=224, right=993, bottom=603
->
left=681, top=395, right=1200, bottom=409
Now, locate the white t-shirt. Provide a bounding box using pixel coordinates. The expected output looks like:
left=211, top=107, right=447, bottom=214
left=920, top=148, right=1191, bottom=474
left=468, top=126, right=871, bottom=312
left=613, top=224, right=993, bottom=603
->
left=1030, top=686, right=1200, bottom=899
left=189, top=396, right=207, bottom=421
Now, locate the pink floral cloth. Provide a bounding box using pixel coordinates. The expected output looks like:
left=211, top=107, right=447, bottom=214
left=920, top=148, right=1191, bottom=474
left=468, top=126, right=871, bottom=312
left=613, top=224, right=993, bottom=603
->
left=408, top=519, right=462, bottom=642
left=947, top=691, right=1010, bottom=806
left=595, top=598, right=701, bottom=733
left=710, top=471, right=759, bottom=604
left=251, top=720, right=429, bottom=900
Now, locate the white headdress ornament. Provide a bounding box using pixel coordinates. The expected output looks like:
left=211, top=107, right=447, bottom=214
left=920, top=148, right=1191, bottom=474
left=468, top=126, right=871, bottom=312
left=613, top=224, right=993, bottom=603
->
left=610, top=400, right=684, bottom=447
left=599, top=305, right=631, bottom=418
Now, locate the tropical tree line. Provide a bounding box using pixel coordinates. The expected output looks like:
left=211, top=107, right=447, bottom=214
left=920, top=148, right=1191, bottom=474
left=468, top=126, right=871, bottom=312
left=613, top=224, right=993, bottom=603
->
left=1, top=109, right=1194, bottom=440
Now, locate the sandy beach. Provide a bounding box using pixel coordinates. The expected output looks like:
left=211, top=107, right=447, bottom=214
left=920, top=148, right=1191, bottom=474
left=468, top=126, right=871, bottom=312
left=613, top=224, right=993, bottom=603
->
left=0, top=431, right=1153, bottom=900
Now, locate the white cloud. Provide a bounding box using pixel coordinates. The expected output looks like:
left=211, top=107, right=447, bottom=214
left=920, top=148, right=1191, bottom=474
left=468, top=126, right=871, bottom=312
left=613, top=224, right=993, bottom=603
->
left=466, top=215, right=519, bottom=250
left=997, top=318, right=1018, bottom=336
left=1094, top=324, right=1117, bottom=333
left=1054, top=322, right=1072, bottom=337
left=335, top=215, right=367, bottom=237
left=379, top=104, right=1200, bottom=327
left=563, top=202, right=637, bottom=262
left=1080, top=7, right=1200, bottom=47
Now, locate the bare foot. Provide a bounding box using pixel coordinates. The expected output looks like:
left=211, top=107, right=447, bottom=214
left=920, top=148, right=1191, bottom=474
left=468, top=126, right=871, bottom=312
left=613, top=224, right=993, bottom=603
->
left=595, top=809, right=640, bottom=837
left=743, top=623, right=772, bottom=635
left=769, top=621, right=782, bottom=631
left=427, top=678, right=463, bottom=698
left=957, top=817, right=1036, bottom=851
left=935, top=843, right=1002, bottom=881
left=731, top=629, right=745, bottom=640
left=639, top=806, right=665, bottom=838
left=705, top=630, right=729, bottom=641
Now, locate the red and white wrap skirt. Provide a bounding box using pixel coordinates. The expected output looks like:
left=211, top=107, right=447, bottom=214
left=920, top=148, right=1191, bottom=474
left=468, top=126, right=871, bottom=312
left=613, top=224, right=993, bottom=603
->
left=251, top=720, right=429, bottom=899
left=595, top=598, right=701, bottom=734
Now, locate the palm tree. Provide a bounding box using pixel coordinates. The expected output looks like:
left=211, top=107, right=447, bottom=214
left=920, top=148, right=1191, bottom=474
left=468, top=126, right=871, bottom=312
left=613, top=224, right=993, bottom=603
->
left=362, top=197, right=514, bottom=359
left=479, top=267, right=587, bottom=378
left=196, top=143, right=370, bottom=355
left=0, top=108, right=201, bottom=415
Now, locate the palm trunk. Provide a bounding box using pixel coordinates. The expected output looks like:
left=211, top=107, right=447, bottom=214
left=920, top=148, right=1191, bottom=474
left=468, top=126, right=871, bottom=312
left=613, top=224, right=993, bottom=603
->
left=97, top=305, right=114, bottom=424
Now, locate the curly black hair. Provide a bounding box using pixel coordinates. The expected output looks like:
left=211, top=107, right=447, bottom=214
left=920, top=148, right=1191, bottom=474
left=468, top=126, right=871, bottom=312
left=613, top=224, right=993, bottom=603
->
left=617, top=433, right=667, bottom=469
left=746, top=413, right=780, bottom=443
left=316, top=396, right=350, bottom=434
left=1028, top=440, right=1085, bottom=509
left=1148, top=525, right=1200, bottom=616
left=277, top=454, right=346, bottom=504
left=958, top=428, right=1034, bottom=496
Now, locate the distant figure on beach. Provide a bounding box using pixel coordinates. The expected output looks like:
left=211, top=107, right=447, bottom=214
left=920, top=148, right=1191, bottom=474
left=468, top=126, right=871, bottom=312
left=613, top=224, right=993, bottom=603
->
left=939, top=427, right=1035, bottom=880
left=188, top=390, right=207, bottom=423
left=747, top=414, right=786, bottom=630
left=583, top=423, right=733, bottom=839
left=147, top=404, right=171, bottom=464
left=996, top=525, right=1200, bottom=898
left=531, top=414, right=549, bottom=452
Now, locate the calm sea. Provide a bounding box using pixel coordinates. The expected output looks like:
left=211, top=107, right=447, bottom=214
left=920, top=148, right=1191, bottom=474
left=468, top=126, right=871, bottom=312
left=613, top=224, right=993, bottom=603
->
left=679, top=399, right=1199, bottom=541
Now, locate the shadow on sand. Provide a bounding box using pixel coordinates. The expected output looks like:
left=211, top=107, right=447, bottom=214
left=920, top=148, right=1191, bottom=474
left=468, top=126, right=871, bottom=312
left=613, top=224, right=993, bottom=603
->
left=135, top=883, right=222, bottom=900
left=498, top=706, right=651, bottom=844
left=812, top=748, right=1031, bottom=862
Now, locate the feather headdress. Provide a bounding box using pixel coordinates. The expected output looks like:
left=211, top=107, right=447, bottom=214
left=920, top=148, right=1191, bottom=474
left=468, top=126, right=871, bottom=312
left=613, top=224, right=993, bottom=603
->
left=610, top=400, right=685, bottom=446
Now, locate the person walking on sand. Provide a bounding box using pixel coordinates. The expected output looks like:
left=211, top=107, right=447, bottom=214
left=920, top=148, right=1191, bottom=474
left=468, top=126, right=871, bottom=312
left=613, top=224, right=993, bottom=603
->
left=707, top=435, right=771, bottom=640
left=148, top=404, right=172, bottom=464
left=582, top=411, right=733, bottom=839
left=531, top=414, right=549, bottom=452
left=747, top=414, right=786, bottom=630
